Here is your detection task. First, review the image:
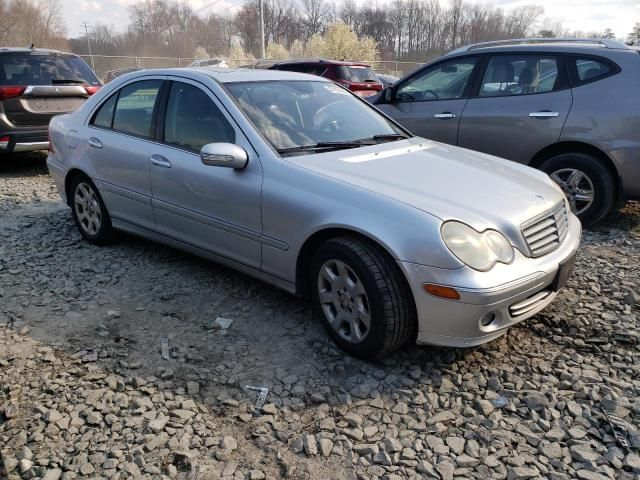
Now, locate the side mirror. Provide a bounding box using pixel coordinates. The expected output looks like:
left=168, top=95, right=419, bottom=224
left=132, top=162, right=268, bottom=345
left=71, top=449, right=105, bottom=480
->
left=380, top=87, right=394, bottom=104
left=200, top=143, right=248, bottom=170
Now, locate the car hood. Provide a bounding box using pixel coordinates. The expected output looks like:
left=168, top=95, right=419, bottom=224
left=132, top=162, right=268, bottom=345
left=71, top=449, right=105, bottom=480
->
left=287, top=137, right=565, bottom=237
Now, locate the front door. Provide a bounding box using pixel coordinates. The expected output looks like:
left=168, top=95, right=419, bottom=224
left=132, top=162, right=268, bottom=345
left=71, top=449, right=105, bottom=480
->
left=376, top=56, right=480, bottom=145
left=85, top=78, right=163, bottom=231
left=458, top=53, right=573, bottom=164
left=149, top=79, right=263, bottom=269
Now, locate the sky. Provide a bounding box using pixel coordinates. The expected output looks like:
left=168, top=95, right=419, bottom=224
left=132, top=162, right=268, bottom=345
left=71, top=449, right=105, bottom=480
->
left=64, top=0, right=639, bottom=40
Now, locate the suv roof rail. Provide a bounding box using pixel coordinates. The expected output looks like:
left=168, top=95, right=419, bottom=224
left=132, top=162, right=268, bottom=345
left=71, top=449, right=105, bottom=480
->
left=448, top=37, right=631, bottom=55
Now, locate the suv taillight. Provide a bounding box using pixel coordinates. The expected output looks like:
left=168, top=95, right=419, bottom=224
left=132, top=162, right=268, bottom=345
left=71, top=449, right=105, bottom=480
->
left=0, top=86, right=26, bottom=101
left=84, top=85, right=101, bottom=95
left=0, top=136, right=10, bottom=149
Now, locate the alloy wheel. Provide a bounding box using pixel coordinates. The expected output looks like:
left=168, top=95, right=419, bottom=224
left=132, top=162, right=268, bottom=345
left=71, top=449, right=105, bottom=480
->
left=317, top=259, right=371, bottom=344
left=550, top=168, right=595, bottom=215
left=74, top=182, right=102, bottom=236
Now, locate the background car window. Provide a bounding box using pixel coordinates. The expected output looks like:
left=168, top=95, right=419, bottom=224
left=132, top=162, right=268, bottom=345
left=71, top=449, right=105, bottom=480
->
left=395, top=58, right=476, bottom=102
left=164, top=82, right=235, bottom=152
left=479, top=55, right=558, bottom=97
left=575, top=58, right=612, bottom=82
left=91, top=93, right=117, bottom=128
left=112, top=80, right=161, bottom=138
left=336, top=66, right=377, bottom=83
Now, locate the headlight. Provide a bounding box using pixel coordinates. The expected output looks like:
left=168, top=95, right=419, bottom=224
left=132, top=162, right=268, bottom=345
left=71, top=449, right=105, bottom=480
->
left=441, top=221, right=514, bottom=271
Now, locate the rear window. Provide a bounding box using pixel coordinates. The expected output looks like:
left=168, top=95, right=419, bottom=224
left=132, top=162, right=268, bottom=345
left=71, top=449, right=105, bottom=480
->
left=0, top=52, right=99, bottom=86
left=336, top=66, right=378, bottom=83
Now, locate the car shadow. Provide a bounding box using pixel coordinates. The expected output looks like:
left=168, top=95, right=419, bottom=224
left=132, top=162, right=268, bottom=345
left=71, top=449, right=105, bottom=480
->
left=0, top=151, right=48, bottom=176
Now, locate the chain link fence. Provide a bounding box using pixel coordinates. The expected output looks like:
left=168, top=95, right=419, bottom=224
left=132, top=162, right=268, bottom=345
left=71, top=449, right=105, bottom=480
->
left=79, top=55, right=424, bottom=82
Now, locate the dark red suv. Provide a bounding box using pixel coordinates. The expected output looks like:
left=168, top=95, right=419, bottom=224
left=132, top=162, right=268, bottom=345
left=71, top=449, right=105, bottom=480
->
left=269, top=59, right=383, bottom=97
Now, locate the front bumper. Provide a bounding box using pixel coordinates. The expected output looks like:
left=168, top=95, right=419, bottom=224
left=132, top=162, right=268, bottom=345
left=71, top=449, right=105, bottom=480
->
left=399, top=214, right=581, bottom=347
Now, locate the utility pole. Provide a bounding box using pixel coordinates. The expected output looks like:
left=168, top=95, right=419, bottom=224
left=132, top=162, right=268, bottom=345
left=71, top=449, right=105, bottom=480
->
left=81, top=21, right=95, bottom=72
left=259, top=0, right=265, bottom=59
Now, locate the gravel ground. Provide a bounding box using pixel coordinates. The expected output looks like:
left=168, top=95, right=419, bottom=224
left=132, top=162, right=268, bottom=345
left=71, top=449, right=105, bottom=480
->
left=1, top=153, right=639, bottom=480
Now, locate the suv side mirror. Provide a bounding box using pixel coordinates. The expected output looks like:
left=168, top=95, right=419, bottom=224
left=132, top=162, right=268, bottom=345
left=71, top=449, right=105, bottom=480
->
left=378, top=87, right=394, bottom=104
left=200, top=143, right=248, bottom=170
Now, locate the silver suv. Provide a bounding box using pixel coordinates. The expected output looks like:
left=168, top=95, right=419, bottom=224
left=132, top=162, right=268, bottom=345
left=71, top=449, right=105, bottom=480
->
left=372, top=38, right=640, bottom=225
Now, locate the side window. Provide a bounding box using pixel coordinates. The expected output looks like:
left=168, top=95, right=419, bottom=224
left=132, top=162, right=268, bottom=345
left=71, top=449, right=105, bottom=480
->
left=395, top=58, right=477, bottom=102
left=573, top=57, right=613, bottom=84
left=91, top=93, right=117, bottom=128
left=164, top=82, right=235, bottom=152
left=112, top=80, right=162, bottom=138
left=479, top=55, right=559, bottom=97
left=279, top=64, right=310, bottom=73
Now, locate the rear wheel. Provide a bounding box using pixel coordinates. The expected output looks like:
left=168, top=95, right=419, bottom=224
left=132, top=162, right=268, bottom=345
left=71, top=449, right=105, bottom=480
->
left=70, top=174, right=115, bottom=245
left=539, top=152, right=615, bottom=226
left=310, top=236, right=416, bottom=359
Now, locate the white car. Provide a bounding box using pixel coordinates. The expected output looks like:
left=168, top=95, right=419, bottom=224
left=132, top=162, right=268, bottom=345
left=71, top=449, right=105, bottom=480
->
left=188, top=58, right=228, bottom=68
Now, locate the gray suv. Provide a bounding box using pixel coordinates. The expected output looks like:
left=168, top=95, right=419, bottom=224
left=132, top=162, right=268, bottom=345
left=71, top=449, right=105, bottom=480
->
left=0, top=47, right=100, bottom=156
left=372, top=38, right=640, bottom=225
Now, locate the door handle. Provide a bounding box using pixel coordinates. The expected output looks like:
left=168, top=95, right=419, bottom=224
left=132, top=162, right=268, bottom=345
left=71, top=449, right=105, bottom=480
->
left=150, top=154, right=171, bottom=168
left=434, top=112, right=456, bottom=119
left=88, top=137, right=103, bottom=149
left=529, top=111, right=560, bottom=118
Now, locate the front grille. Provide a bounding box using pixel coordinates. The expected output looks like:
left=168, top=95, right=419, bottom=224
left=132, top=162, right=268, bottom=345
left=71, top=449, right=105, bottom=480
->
left=521, top=201, right=568, bottom=257
left=509, top=289, right=553, bottom=317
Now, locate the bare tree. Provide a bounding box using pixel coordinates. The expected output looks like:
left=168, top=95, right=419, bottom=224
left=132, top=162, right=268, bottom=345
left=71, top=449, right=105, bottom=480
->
left=300, top=0, right=332, bottom=39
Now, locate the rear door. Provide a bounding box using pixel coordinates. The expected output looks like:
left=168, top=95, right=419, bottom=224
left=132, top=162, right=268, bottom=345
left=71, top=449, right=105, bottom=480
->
left=0, top=51, right=100, bottom=127
left=375, top=56, right=480, bottom=145
left=85, top=78, right=163, bottom=231
left=458, top=53, right=572, bottom=164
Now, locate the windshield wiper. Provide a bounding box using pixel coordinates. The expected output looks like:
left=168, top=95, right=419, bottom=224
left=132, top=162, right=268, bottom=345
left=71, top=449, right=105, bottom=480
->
left=277, top=139, right=377, bottom=154
left=51, top=79, right=85, bottom=85
left=371, top=133, right=411, bottom=141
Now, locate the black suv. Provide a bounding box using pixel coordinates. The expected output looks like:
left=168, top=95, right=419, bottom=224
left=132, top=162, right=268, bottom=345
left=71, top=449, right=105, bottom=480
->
left=0, top=48, right=101, bottom=156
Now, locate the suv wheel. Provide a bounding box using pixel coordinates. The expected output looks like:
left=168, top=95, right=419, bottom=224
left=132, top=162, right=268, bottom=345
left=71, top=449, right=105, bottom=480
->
left=310, top=236, right=416, bottom=359
left=70, top=174, right=115, bottom=245
left=539, top=152, right=615, bottom=226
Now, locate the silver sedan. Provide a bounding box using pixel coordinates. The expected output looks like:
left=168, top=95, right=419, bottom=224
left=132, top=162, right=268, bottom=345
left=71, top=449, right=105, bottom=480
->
left=47, top=68, right=581, bottom=359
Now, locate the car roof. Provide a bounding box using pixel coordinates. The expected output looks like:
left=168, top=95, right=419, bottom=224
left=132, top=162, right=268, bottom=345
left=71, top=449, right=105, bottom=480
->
left=0, top=47, right=73, bottom=55
left=271, top=58, right=372, bottom=67
left=133, top=67, right=332, bottom=83
left=445, top=38, right=634, bottom=57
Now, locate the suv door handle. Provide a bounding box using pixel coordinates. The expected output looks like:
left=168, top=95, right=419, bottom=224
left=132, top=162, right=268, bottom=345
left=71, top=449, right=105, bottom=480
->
left=529, top=111, right=560, bottom=118
left=434, top=112, right=456, bottom=119
left=88, top=137, right=103, bottom=149
left=150, top=154, right=171, bottom=168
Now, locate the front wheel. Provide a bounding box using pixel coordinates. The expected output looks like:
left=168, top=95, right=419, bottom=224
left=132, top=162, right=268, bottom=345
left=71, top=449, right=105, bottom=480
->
left=539, top=152, right=616, bottom=226
left=310, top=237, right=416, bottom=359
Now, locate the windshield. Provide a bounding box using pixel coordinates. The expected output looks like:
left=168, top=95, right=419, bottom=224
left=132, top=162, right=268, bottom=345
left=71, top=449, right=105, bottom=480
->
left=0, top=52, right=99, bottom=86
left=226, top=81, right=407, bottom=155
left=336, top=65, right=378, bottom=83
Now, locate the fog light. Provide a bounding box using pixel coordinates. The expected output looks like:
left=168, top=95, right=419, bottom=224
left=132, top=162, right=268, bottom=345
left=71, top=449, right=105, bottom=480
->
left=0, top=136, right=9, bottom=149
left=423, top=284, right=460, bottom=300
left=480, top=312, right=496, bottom=327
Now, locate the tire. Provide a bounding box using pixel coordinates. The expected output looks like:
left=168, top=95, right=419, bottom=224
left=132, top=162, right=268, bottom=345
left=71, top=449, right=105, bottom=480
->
left=539, top=152, right=616, bottom=226
left=69, top=174, right=115, bottom=245
left=310, top=236, right=416, bottom=360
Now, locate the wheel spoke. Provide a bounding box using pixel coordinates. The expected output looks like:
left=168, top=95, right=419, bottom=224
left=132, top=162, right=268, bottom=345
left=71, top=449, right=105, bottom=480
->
left=320, top=264, right=338, bottom=286
left=574, top=191, right=594, bottom=202
left=336, top=261, right=351, bottom=284
left=549, top=172, right=566, bottom=186
left=318, top=290, right=336, bottom=305
left=567, top=170, right=584, bottom=188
